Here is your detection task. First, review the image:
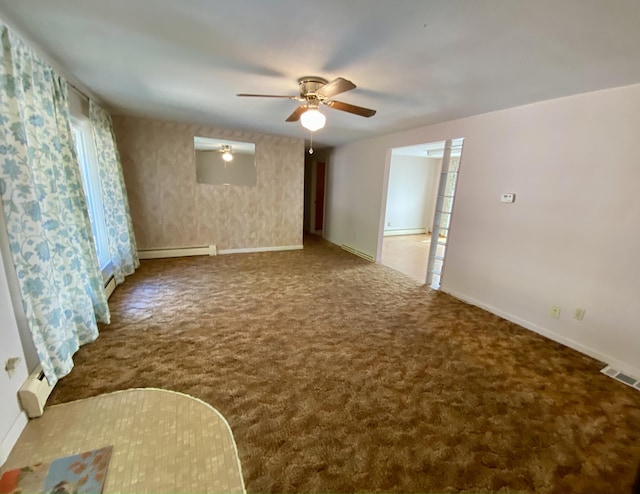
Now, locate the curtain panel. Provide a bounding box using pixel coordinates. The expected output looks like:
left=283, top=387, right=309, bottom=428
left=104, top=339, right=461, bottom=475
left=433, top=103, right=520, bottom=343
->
left=0, top=24, right=109, bottom=385
left=89, top=101, right=138, bottom=283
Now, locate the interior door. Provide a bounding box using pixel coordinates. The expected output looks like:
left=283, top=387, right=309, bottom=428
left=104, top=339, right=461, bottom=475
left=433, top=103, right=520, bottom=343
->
left=426, top=139, right=463, bottom=288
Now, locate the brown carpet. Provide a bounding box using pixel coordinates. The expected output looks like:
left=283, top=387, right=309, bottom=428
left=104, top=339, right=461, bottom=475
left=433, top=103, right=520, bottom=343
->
left=49, top=236, right=640, bottom=493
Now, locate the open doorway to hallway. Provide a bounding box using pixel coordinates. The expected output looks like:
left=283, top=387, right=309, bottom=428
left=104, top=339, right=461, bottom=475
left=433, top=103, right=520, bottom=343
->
left=379, top=139, right=464, bottom=287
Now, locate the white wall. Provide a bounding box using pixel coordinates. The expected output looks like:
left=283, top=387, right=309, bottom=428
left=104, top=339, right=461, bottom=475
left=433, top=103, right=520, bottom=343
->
left=325, top=83, right=640, bottom=378
left=0, top=228, right=28, bottom=465
left=384, top=155, right=439, bottom=232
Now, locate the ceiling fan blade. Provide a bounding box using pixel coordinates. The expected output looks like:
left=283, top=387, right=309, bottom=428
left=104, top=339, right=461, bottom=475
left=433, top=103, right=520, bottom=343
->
left=325, top=100, right=376, bottom=118
left=237, top=93, right=299, bottom=99
left=316, top=77, right=356, bottom=98
left=286, top=105, right=307, bottom=122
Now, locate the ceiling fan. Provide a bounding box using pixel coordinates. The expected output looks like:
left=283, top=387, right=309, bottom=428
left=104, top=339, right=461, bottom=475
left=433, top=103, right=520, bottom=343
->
left=237, top=77, right=376, bottom=131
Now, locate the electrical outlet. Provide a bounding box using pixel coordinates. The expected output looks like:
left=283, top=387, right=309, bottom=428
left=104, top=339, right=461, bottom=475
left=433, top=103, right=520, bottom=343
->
left=500, top=193, right=516, bottom=203
left=549, top=306, right=561, bottom=319
left=574, top=308, right=585, bottom=320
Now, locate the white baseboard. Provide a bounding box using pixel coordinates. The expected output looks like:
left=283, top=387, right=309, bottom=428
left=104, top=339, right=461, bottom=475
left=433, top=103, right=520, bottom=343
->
left=218, top=245, right=303, bottom=255
left=0, top=411, right=27, bottom=466
left=444, top=289, right=640, bottom=379
left=138, top=245, right=216, bottom=260
left=341, top=244, right=375, bottom=262
left=384, top=228, right=427, bottom=237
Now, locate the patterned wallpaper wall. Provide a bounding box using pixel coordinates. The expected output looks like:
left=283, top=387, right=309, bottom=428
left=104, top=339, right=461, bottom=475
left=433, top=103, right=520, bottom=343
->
left=112, top=115, right=305, bottom=250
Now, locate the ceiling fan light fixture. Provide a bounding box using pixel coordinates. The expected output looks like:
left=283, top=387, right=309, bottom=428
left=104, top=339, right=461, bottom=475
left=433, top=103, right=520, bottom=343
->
left=300, top=108, right=326, bottom=132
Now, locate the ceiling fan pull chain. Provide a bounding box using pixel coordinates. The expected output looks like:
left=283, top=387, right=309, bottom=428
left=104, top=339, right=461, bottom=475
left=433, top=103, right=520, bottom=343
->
left=309, top=131, right=314, bottom=154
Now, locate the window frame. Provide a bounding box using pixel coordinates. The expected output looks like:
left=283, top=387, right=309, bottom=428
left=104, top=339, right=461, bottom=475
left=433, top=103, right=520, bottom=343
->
left=70, top=117, right=110, bottom=272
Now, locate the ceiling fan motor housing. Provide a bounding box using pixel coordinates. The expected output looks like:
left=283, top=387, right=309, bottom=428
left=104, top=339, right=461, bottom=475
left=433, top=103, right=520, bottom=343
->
left=298, top=77, right=328, bottom=101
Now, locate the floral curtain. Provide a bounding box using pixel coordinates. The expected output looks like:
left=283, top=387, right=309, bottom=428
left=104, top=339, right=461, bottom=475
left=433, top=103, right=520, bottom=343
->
left=89, top=101, right=138, bottom=283
left=0, top=24, right=109, bottom=385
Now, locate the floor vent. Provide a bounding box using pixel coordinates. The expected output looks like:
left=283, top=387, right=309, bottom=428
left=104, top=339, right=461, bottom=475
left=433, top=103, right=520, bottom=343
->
left=341, top=244, right=374, bottom=262
left=601, top=365, right=640, bottom=391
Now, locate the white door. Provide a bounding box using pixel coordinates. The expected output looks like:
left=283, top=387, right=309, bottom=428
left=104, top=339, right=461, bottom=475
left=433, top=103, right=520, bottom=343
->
left=426, top=138, right=464, bottom=288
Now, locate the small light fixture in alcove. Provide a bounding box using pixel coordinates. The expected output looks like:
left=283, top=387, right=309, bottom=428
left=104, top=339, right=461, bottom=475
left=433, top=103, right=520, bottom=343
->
left=220, top=145, right=234, bottom=165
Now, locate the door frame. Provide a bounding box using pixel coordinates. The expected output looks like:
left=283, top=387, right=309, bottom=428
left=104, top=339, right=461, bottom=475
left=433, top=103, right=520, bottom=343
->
left=376, top=139, right=464, bottom=288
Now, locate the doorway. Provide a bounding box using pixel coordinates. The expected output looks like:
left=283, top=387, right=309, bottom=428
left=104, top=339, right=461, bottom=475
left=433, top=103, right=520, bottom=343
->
left=303, top=154, right=327, bottom=237
left=378, top=139, right=464, bottom=288
left=314, top=162, right=325, bottom=233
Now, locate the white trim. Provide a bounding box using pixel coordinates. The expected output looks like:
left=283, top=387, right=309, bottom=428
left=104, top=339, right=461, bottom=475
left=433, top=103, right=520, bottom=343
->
left=383, top=228, right=427, bottom=237
left=444, top=289, right=640, bottom=379
left=218, top=245, right=303, bottom=255
left=138, top=245, right=215, bottom=260
left=341, top=244, right=375, bottom=262
left=0, top=411, right=28, bottom=467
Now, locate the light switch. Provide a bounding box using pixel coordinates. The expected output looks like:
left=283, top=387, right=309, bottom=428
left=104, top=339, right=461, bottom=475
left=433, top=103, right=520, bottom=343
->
left=500, top=193, right=515, bottom=203
left=4, top=357, right=21, bottom=378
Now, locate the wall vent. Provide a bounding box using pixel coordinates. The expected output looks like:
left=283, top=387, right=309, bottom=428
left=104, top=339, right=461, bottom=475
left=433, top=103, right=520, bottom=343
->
left=601, top=365, right=640, bottom=392
left=341, top=244, right=375, bottom=262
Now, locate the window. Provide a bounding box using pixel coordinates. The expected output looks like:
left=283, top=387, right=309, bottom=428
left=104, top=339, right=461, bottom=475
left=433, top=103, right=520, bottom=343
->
left=70, top=118, right=110, bottom=271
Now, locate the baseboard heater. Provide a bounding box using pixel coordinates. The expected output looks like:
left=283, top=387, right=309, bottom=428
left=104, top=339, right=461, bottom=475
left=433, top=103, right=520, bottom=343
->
left=341, top=244, right=375, bottom=262
left=105, top=275, right=116, bottom=299
left=384, top=228, right=428, bottom=237
left=138, top=244, right=217, bottom=260
left=19, top=364, right=55, bottom=418
left=601, top=365, right=640, bottom=392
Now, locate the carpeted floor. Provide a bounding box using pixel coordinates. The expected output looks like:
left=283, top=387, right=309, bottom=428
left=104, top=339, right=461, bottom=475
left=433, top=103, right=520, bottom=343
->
left=49, top=236, right=640, bottom=493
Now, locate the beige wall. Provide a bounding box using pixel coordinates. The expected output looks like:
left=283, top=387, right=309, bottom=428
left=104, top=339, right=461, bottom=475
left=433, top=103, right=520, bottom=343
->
left=113, top=115, right=305, bottom=250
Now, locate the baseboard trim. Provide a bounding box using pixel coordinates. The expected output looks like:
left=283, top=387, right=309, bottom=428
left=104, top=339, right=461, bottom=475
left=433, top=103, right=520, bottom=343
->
left=0, top=411, right=28, bottom=466
left=138, top=245, right=216, bottom=260
left=443, top=289, right=640, bottom=379
left=218, top=245, right=303, bottom=255
left=341, top=244, right=375, bottom=262
left=384, top=228, right=427, bottom=237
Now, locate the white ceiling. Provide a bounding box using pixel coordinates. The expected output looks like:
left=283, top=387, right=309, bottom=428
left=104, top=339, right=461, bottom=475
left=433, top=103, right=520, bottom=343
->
left=193, top=137, right=255, bottom=154
left=1, top=0, right=639, bottom=148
